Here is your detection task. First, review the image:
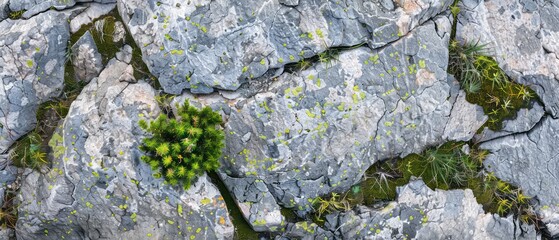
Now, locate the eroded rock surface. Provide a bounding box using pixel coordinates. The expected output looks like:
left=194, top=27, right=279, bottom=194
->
left=279, top=180, right=538, bottom=239
left=117, top=0, right=452, bottom=94
left=8, top=0, right=116, bottom=19
left=0, top=0, right=8, bottom=21
left=170, top=15, right=493, bottom=232
left=16, top=56, right=234, bottom=239
left=71, top=31, right=103, bottom=83
left=481, top=117, right=559, bottom=236
left=443, top=90, right=487, bottom=141
left=0, top=11, right=69, bottom=153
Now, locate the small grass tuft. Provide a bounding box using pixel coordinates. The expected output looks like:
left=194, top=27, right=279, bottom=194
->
left=8, top=10, right=25, bottom=20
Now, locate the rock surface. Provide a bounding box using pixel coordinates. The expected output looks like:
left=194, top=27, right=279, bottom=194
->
left=172, top=14, right=491, bottom=232
left=457, top=0, right=559, bottom=117
left=117, top=0, right=452, bottom=94
left=1, top=0, right=556, bottom=238
left=0, top=0, right=8, bottom=21
left=459, top=0, right=559, bottom=235
left=16, top=55, right=234, bottom=239
left=443, top=90, right=488, bottom=141
left=481, top=116, right=559, bottom=236
left=71, top=31, right=103, bottom=83
left=69, top=3, right=116, bottom=33
left=9, top=0, right=116, bottom=19
left=0, top=11, right=69, bottom=153
left=279, top=180, right=538, bottom=239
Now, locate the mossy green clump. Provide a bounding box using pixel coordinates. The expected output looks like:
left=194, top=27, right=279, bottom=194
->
left=448, top=40, right=536, bottom=131
left=138, top=100, right=224, bottom=189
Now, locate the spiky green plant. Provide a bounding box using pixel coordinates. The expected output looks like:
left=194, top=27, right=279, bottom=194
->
left=448, top=40, right=488, bottom=93
left=312, top=192, right=351, bottom=221
left=139, top=100, right=224, bottom=189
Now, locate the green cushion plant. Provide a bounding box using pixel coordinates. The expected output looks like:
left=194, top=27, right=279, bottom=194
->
left=138, top=100, right=224, bottom=189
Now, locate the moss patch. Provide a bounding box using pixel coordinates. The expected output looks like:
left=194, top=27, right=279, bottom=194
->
left=316, top=142, right=539, bottom=227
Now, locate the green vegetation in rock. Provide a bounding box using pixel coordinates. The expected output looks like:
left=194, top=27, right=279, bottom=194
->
left=311, top=192, right=351, bottom=222
left=8, top=10, right=25, bottom=20
left=8, top=132, right=47, bottom=169
left=69, top=9, right=159, bottom=88
left=316, top=142, right=539, bottom=226
left=285, top=43, right=364, bottom=73
left=0, top=190, right=17, bottom=229
left=448, top=40, right=536, bottom=130
left=139, top=100, right=224, bottom=189
left=8, top=99, right=66, bottom=169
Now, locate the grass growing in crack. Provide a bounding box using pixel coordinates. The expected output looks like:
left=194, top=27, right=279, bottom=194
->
left=8, top=10, right=25, bottom=20
left=0, top=190, right=17, bottom=229
left=314, top=142, right=540, bottom=228
left=310, top=192, right=352, bottom=224
left=448, top=40, right=537, bottom=130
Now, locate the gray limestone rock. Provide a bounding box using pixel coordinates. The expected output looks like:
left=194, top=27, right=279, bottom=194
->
left=171, top=15, right=491, bottom=232
left=112, top=20, right=126, bottom=43
left=0, top=0, right=8, bottom=21
left=71, top=31, right=103, bottom=83
left=16, top=58, right=234, bottom=239
left=115, top=44, right=132, bottom=64
left=481, top=116, right=559, bottom=236
left=279, top=180, right=538, bottom=239
left=0, top=11, right=69, bottom=153
left=443, top=90, right=488, bottom=141
left=457, top=0, right=559, bottom=117
left=116, top=0, right=452, bottom=94
left=0, top=229, right=15, bottom=240
left=69, top=3, right=116, bottom=33
left=219, top=18, right=455, bottom=214
left=10, top=0, right=116, bottom=19
left=218, top=173, right=285, bottom=232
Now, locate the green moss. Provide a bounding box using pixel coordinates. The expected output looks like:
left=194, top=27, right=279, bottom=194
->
left=324, top=142, right=539, bottom=226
